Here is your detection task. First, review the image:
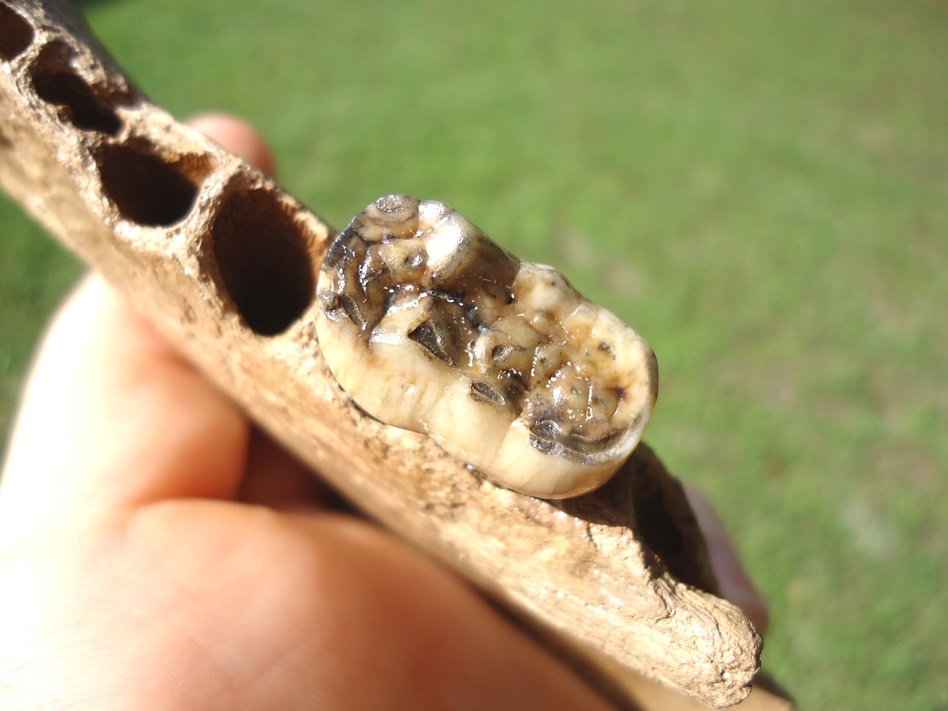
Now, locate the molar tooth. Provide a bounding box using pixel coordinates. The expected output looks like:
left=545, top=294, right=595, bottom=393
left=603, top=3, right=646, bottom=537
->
left=315, top=195, right=658, bottom=498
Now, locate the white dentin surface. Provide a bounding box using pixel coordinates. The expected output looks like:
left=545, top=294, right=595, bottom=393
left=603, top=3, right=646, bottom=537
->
left=315, top=195, right=658, bottom=498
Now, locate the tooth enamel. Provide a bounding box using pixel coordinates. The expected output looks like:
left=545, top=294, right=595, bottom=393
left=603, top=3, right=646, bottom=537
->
left=315, top=195, right=658, bottom=498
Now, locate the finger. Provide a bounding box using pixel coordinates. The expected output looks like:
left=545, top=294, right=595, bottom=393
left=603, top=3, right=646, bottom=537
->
left=188, top=112, right=276, bottom=176
left=0, top=275, right=249, bottom=545
left=238, top=427, right=336, bottom=509
left=0, top=498, right=617, bottom=709
left=684, top=484, right=770, bottom=634
left=271, top=514, right=619, bottom=710
left=87, top=502, right=618, bottom=709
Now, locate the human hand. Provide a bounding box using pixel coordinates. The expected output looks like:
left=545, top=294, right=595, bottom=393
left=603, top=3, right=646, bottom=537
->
left=0, top=114, right=766, bottom=709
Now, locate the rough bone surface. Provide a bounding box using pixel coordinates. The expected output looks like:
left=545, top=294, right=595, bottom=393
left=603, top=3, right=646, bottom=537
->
left=316, top=194, right=658, bottom=498
left=0, top=1, right=785, bottom=709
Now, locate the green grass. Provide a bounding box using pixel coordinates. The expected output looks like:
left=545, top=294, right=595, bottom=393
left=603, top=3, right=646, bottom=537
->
left=3, top=1, right=947, bottom=708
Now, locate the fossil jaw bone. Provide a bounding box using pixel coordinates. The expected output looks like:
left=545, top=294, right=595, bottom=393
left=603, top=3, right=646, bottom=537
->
left=315, top=194, right=658, bottom=498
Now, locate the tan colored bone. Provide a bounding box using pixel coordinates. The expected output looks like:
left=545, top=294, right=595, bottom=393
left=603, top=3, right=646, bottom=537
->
left=0, top=2, right=789, bottom=708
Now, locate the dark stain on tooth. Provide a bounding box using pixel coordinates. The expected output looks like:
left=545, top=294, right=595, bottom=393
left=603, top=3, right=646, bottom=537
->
left=492, top=344, right=515, bottom=363
left=409, top=319, right=457, bottom=365
left=324, top=235, right=355, bottom=269
left=339, top=293, right=371, bottom=330
left=529, top=434, right=556, bottom=455
left=497, top=369, right=528, bottom=407
left=405, top=249, right=426, bottom=269
left=470, top=381, right=507, bottom=407
left=529, top=417, right=625, bottom=461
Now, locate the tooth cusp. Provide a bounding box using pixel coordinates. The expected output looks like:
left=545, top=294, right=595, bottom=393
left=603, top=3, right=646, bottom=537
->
left=316, top=194, right=658, bottom=498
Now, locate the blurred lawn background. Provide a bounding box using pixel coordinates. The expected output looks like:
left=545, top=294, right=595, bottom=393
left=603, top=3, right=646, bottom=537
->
left=2, top=0, right=946, bottom=708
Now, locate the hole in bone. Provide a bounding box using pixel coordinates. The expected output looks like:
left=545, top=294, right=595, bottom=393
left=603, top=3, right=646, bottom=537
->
left=0, top=3, right=34, bottom=62
left=97, top=140, right=209, bottom=226
left=211, top=188, right=317, bottom=336
left=30, top=40, right=128, bottom=135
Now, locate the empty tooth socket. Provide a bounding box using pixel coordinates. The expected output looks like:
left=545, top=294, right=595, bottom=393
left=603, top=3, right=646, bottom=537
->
left=0, top=3, right=34, bottom=62
left=95, top=139, right=210, bottom=227
left=208, top=187, right=319, bottom=336
left=29, top=39, right=129, bottom=136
